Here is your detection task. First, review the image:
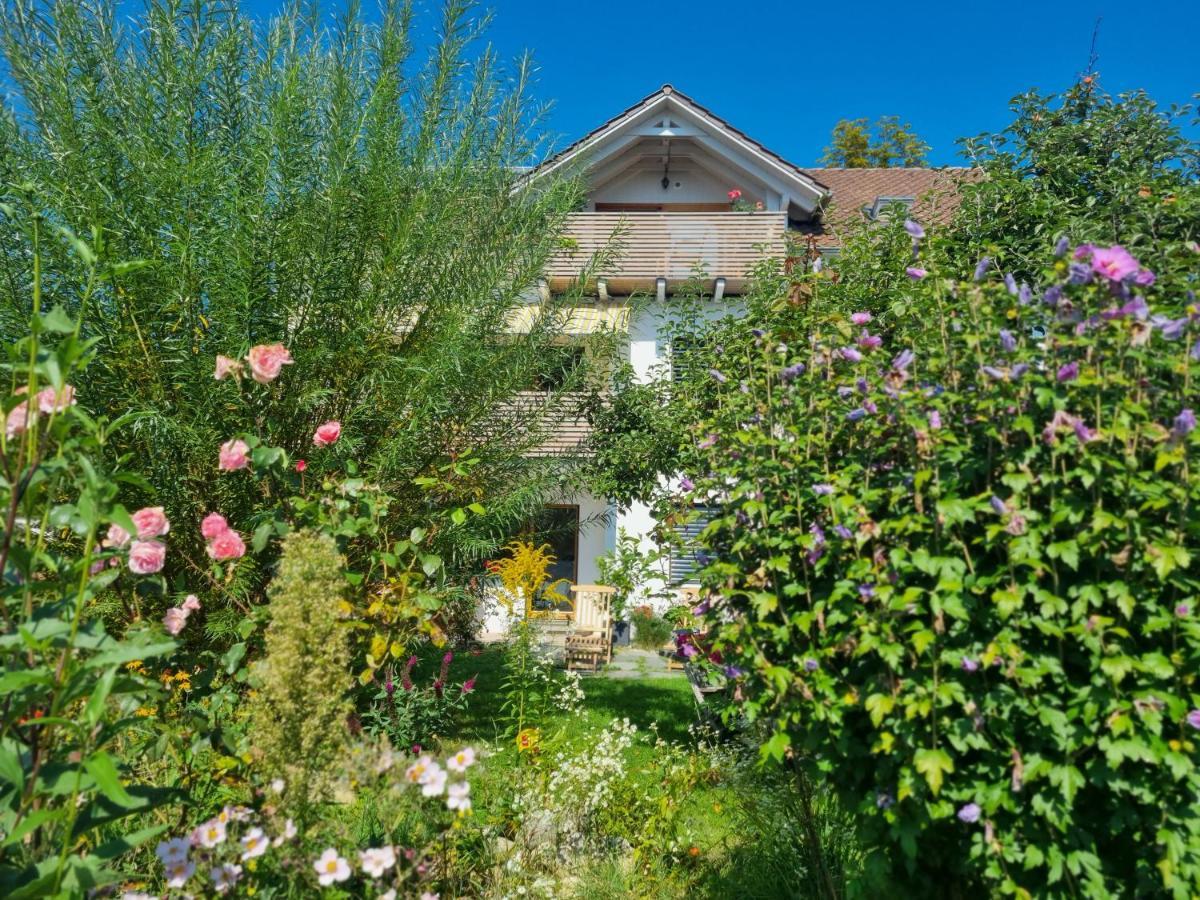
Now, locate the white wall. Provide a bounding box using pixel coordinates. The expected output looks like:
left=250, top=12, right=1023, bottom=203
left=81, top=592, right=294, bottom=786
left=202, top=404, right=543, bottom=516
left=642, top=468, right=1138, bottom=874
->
left=614, top=295, right=743, bottom=612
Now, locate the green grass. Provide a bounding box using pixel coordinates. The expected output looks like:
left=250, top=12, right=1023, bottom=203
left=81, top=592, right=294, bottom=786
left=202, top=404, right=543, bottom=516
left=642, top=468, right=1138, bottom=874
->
left=411, top=645, right=698, bottom=746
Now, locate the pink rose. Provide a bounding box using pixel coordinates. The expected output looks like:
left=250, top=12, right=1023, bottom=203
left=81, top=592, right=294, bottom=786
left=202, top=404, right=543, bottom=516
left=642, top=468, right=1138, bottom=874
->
left=36, top=384, right=75, bottom=415
left=727, top=188, right=741, bottom=200
left=105, top=523, right=132, bottom=549
left=201, top=512, right=229, bottom=540
left=163, top=607, right=188, bottom=636
left=181, top=594, right=201, bottom=612
left=219, top=439, right=250, bottom=471
left=207, top=529, right=246, bottom=561
left=214, top=355, right=243, bottom=380
left=245, top=344, right=293, bottom=384
left=313, top=421, right=341, bottom=448
left=5, top=401, right=32, bottom=439
left=131, top=506, right=170, bottom=538
left=128, top=539, right=167, bottom=575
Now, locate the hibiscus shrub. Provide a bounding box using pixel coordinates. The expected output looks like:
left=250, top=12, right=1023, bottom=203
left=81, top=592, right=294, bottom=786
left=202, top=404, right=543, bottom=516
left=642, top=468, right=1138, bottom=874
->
left=687, top=233, right=1200, bottom=897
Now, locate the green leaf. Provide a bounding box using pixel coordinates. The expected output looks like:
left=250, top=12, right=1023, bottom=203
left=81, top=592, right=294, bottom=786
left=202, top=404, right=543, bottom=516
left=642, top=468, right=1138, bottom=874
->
left=84, top=667, right=117, bottom=726
left=913, top=747, right=954, bottom=795
left=83, top=751, right=135, bottom=807
left=420, top=554, right=442, bottom=577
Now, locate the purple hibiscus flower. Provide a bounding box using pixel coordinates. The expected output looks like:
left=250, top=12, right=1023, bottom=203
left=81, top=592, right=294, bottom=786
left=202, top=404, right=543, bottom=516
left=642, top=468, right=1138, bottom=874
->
left=679, top=476, right=695, bottom=492
left=813, top=483, right=834, bottom=496
left=839, top=346, right=864, bottom=363
left=1054, top=235, right=1070, bottom=257
left=957, top=803, right=981, bottom=823
left=892, top=349, right=915, bottom=372
left=781, top=361, right=806, bottom=382
left=850, top=311, right=872, bottom=326
left=847, top=407, right=869, bottom=422
left=1043, top=285, right=1064, bottom=308
left=1172, top=408, right=1196, bottom=441
left=973, top=257, right=991, bottom=281
left=833, top=524, right=853, bottom=540
left=999, top=329, right=1017, bottom=353
left=1187, top=710, right=1200, bottom=730
left=928, top=409, right=942, bottom=430
left=1057, top=361, right=1079, bottom=383
left=961, top=657, right=980, bottom=673
left=1067, top=262, right=1093, bottom=285
left=989, top=496, right=1007, bottom=515
left=803, top=658, right=819, bottom=672
left=709, top=368, right=727, bottom=383
left=698, top=433, right=718, bottom=449
left=1091, top=245, right=1141, bottom=282
left=1004, top=273, right=1018, bottom=296
left=858, top=332, right=883, bottom=351
left=904, top=219, right=925, bottom=239
left=906, top=267, right=927, bottom=280
left=858, top=583, right=875, bottom=600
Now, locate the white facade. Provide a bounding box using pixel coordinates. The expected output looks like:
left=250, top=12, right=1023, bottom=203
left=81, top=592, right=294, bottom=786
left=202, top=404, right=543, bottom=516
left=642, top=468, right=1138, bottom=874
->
left=492, top=85, right=827, bottom=629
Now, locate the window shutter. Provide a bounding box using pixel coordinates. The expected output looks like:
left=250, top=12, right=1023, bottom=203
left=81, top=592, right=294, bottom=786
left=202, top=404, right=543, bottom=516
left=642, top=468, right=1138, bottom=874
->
left=669, top=506, right=716, bottom=584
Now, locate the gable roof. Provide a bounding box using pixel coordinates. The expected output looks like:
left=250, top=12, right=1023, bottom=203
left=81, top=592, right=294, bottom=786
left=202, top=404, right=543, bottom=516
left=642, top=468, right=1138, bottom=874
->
left=525, top=84, right=828, bottom=211
left=794, top=167, right=979, bottom=249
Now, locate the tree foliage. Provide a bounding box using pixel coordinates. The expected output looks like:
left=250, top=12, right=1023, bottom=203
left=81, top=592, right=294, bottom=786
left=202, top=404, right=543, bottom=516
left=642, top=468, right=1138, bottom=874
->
left=820, top=116, right=929, bottom=168
left=0, top=0, right=618, bottom=594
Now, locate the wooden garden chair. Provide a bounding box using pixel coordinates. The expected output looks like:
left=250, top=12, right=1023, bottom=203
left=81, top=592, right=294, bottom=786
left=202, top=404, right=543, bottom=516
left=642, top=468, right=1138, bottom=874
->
left=565, top=584, right=615, bottom=671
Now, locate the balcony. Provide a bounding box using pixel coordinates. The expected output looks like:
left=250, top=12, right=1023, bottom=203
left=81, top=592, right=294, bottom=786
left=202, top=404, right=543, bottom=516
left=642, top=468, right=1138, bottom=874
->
left=546, top=211, right=788, bottom=295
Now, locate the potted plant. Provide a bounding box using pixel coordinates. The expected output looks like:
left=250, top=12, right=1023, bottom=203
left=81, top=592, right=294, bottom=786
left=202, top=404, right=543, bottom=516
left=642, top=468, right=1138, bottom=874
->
left=597, top=529, right=668, bottom=646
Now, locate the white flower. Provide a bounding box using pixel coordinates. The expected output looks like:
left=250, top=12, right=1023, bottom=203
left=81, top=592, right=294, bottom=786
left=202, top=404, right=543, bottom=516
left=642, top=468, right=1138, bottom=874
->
left=375, top=748, right=395, bottom=774
left=379, top=891, right=397, bottom=900
left=446, top=781, right=471, bottom=812
left=270, top=778, right=285, bottom=794
left=404, top=754, right=433, bottom=784
left=420, top=763, right=447, bottom=797
left=240, top=826, right=268, bottom=860
left=358, top=845, right=396, bottom=878
left=121, top=893, right=156, bottom=900
left=211, top=862, right=243, bottom=894
left=194, top=817, right=227, bottom=848
left=272, top=817, right=298, bottom=847
left=446, top=747, right=475, bottom=773
left=227, top=804, right=254, bottom=821
left=155, top=836, right=190, bottom=865
left=313, top=848, right=351, bottom=886
left=420, top=893, right=440, bottom=900
left=164, top=858, right=195, bottom=889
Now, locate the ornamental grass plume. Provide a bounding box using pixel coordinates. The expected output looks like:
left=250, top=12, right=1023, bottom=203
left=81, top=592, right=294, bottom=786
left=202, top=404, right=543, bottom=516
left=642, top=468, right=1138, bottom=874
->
left=247, top=531, right=351, bottom=824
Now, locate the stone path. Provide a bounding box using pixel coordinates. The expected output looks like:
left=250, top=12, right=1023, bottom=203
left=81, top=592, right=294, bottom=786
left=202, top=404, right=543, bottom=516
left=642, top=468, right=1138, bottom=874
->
left=591, top=646, right=684, bottom=679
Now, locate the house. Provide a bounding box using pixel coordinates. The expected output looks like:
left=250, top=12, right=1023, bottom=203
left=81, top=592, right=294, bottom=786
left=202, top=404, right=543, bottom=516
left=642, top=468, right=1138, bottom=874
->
left=490, top=85, right=970, bottom=626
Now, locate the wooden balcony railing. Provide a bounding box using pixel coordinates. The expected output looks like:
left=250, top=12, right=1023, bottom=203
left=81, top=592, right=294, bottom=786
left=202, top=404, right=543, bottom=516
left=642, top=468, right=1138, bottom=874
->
left=547, top=211, right=788, bottom=295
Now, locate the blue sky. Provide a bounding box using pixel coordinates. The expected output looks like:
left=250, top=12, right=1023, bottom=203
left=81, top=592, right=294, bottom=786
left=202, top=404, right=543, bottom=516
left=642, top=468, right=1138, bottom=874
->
left=250, top=1, right=1197, bottom=165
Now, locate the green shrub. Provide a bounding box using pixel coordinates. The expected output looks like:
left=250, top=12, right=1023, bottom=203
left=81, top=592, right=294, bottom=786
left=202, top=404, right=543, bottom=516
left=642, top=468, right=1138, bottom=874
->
left=685, top=232, right=1200, bottom=897
left=247, top=530, right=351, bottom=821
left=631, top=607, right=674, bottom=650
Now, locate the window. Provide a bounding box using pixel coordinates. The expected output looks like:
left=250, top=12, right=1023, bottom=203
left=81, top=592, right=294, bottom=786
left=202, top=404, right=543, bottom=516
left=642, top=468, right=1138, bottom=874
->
left=526, top=505, right=578, bottom=611
left=863, top=196, right=915, bottom=222
left=670, top=335, right=703, bottom=384
left=669, top=505, right=717, bottom=584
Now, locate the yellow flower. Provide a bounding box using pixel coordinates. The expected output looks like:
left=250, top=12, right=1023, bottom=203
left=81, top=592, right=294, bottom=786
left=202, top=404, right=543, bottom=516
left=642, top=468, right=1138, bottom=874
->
left=134, top=706, right=156, bottom=718
left=516, top=728, right=540, bottom=753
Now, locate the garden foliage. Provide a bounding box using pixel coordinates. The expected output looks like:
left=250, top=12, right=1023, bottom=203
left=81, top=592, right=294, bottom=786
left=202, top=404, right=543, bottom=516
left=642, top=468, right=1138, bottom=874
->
left=683, top=221, right=1200, bottom=896
left=0, top=0, right=621, bottom=601
left=246, top=530, right=351, bottom=822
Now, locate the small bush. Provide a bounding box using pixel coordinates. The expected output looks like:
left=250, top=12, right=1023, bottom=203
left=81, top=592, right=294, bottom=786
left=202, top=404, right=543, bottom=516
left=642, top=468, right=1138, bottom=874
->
left=631, top=606, right=674, bottom=650
left=248, top=530, right=351, bottom=821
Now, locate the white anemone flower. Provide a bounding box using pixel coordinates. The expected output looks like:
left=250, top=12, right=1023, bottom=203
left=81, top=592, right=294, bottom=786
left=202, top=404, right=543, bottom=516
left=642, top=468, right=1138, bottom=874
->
left=358, top=845, right=396, bottom=878
left=446, top=747, right=476, bottom=773
left=313, top=848, right=351, bottom=886
left=240, top=826, right=269, bottom=860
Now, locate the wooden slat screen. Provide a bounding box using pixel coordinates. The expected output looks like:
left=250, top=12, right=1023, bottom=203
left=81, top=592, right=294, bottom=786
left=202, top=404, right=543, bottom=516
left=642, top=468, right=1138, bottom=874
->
left=549, top=211, right=787, bottom=282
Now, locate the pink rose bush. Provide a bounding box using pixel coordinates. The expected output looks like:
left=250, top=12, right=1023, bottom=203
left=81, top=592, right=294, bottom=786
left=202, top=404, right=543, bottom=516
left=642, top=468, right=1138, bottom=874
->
left=214, top=355, right=243, bottom=380
left=246, top=343, right=293, bottom=384
left=313, top=420, right=341, bottom=447
left=162, top=594, right=201, bottom=636
left=5, top=382, right=76, bottom=439
left=207, top=528, right=247, bottom=561
left=219, top=439, right=250, bottom=471
left=131, top=505, right=170, bottom=538
left=201, top=512, right=229, bottom=541
left=128, top=539, right=167, bottom=575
